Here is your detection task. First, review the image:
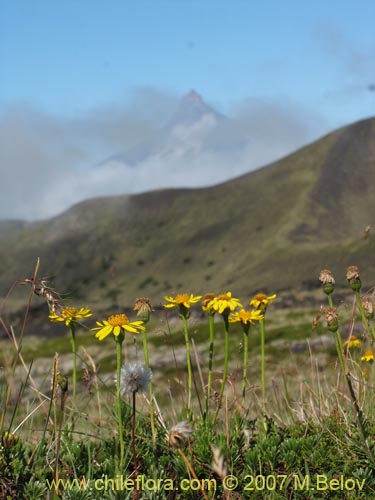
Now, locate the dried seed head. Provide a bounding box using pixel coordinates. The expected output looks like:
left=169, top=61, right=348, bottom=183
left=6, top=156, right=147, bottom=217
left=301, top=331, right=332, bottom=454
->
left=346, top=266, right=362, bottom=291
left=346, top=266, right=360, bottom=280
left=325, top=307, right=339, bottom=332
left=319, top=269, right=335, bottom=295
left=168, top=421, right=193, bottom=447
left=361, top=296, right=374, bottom=319
left=119, top=363, right=152, bottom=396
left=211, top=447, right=227, bottom=478
left=133, top=298, right=153, bottom=322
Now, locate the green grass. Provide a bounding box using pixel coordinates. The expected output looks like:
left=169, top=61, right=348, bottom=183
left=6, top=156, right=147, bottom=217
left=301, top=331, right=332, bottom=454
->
left=3, top=263, right=375, bottom=498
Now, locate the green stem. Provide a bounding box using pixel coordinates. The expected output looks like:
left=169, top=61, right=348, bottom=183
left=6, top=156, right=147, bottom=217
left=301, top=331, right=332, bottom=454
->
left=205, top=314, right=215, bottom=418
left=142, top=329, right=156, bottom=444
left=70, top=324, right=77, bottom=402
left=334, top=330, right=348, bottom=377
left=260, top=318, right=266, bottom=412
left=142, top=329, right=149, bottom=367
left=327, top=294, right=334, bottom=308
left=221, top=315, right=229, bottom=401
left=213, top=314, right=229, bottom=424
left=116, top=336, right=125, bottom=473
left=181, top=315, right=192, bottom=416
left=242, top=327, right=249, bottom=399
left=132, top=391, right=139, bottom=499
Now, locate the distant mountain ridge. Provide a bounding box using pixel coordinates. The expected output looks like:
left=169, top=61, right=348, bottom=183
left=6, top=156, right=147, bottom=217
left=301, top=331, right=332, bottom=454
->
left=99, top=90, right=225, bottom=166
left=0, top=117, right=374, bottom=310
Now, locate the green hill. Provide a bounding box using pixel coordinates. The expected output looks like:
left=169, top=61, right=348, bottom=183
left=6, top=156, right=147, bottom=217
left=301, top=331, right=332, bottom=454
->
left=1, top=117, right=374, bottom=309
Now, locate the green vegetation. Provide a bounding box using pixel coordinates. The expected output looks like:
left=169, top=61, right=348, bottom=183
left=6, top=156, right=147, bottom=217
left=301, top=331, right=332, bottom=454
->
left=1, top=119, right=375, bottom=497
left=2, top=263, right=375, bottom=499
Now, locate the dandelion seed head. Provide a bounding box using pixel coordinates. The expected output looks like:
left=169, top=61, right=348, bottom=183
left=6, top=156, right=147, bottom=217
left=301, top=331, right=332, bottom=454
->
left=168, top=420, right=193, bottom=447
left=119, top=363, right=152, bottom=395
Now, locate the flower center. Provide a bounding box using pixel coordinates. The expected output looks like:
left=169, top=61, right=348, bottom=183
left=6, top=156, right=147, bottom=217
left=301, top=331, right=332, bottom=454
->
left=108, top=314, right=128, bottom=326
left=63, top=307, right=78, bottom=317
left=217, top=294, right=231, bottom=301
left=175, top=294, right=190, bottom=304
left=255, top=293, right=267, bottom=302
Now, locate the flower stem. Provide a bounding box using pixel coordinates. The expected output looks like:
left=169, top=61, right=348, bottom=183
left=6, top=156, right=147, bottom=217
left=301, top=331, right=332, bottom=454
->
left=176, top=448, right=210, bottom=500
left=70, top=324, right=77, bottom=402
left=333, top=329, right=347, bottom=378
left=260, top=318, right=266, bottom=412
left=181, top=315, right=192, bottom=416
left=142, top=329, right=156, bottom=444
left=116, top=337, right=125, bottom=473
left=242, top=328, right=249, bottom=398
left=132, top=391, right=139, bottom=500
left=327, top=292, right=374, bottom=461
left=327, top=294, right=334, bottom=308
left=205, top=314, right=215, bottom=418
left=334, top=329, right=374, bottom=461
left=213, top=315, right=229, bottom=424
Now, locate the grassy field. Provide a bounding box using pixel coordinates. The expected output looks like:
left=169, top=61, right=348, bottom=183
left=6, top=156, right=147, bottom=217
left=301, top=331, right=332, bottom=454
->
left=2, top=265, right=375, bottom=499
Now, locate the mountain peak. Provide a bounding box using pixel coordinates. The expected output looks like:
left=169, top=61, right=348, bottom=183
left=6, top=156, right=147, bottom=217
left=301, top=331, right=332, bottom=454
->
left=183, top=89, right=203, bottom=103
left=165, top=90, right=225, bottom=129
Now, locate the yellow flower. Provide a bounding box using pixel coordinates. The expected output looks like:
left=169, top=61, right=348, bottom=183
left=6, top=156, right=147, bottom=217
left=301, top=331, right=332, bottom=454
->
left=49, top=306, right=92, bottom=327
left=249, top=293, right=277, bottom=312
left=343, top=335, right=362, bottom=349
left=201, top=293, right=217, bottom=314
left=92, top=313, right=145, bottom=341
left=164, top=293, right=202, bottom=309
left=229, top=309, right=264, bottom=325
left=361, top=350, right=374, bottom=363
left=207, top=292, right=242, bottom=316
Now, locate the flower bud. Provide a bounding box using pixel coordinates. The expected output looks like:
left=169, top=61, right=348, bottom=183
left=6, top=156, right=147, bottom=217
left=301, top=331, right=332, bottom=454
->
left=57, top=374, right=68, bottom=393
left=2, top=431, right=19, bottom=448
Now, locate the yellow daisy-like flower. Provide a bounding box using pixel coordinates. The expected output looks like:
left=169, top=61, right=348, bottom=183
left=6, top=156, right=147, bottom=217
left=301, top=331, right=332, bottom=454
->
left=249, top=293, right=277, bottom=312
left=164, top=293, right=202, bottom=309
left=92, top=313, right=145, bottom=341
left=201, top=293, right=217, bottom=314
left=207, top=292, right=242, bottom=316
left=229, top=309, right=264, bottom=325
left=361, top=350, right=374, bottom=363
left=49, top=306, right=92, bottom=327
left=343, top=335, right=362, bottom=349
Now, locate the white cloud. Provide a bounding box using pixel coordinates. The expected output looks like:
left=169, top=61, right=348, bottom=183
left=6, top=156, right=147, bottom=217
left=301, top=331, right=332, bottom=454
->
left=0, top=90, right=326, bottom=221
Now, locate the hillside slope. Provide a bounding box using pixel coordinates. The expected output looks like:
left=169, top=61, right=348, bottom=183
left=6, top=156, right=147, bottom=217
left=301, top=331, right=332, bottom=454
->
left=1, top=118, right=374, bottom=308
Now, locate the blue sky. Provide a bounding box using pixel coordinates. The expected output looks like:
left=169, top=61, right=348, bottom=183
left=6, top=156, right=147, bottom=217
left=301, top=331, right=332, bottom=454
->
left=0, top=0, right=374, bottom=219
left=1, top=0, right=374, bottom=119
